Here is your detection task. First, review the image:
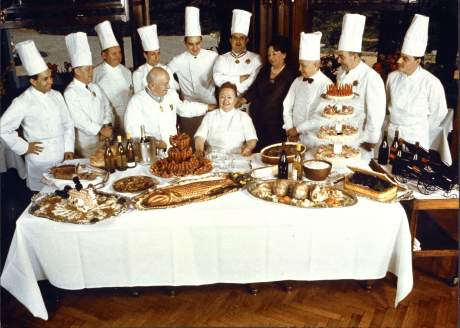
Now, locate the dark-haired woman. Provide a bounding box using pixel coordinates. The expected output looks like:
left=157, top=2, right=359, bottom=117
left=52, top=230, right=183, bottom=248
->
left=237, top=36, right=297, bottom=152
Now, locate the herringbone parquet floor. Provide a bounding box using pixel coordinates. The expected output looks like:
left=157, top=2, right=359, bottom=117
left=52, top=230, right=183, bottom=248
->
left=1, top=267, right=457, bottom=328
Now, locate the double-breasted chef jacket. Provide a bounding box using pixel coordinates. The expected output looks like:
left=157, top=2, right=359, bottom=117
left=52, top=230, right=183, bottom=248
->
left=213, top=51, right=262, bottom=95
left=93, top=61, right=132, bottom=134
left=124, top=88, right=208, bottom=148
left=64, top=78, right=113, bottom=158
left=386, top=66, right=448, bottom=149
left=0, top=87, right=75, bottom=191
left=132, top=62, right=178, bottom=94
left=336, top=61, right=386, bottom=144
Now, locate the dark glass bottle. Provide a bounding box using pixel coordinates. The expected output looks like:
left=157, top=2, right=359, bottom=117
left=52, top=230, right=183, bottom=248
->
left=391, top=141, right=403, bottom=175
left=278, top=148, right=289, bottom=179
left=377, top=130, right=389, bottom=165
left=116, top=135, right=127, bottom=171
left=126, top=133, right=136, bottom=168
left=389, top=129, right=399, bottom=164
left=104, top=138, right=115, bottom=173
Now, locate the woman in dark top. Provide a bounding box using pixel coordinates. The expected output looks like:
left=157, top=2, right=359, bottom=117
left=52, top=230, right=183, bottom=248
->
left=238, top=36, right=298, bottom=152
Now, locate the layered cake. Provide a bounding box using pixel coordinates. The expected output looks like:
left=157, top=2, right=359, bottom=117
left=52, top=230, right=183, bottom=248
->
left=325, top=83, right=354, bottom=100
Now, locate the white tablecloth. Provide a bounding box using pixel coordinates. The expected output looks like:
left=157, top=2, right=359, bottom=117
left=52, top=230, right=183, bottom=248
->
left=0, top=139, right=26, bottom=179
left=0, top=164, right=413, bottom=320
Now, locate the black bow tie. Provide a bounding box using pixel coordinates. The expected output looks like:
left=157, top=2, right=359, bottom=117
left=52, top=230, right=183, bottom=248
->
left=303, top=78, right=314, bottom=83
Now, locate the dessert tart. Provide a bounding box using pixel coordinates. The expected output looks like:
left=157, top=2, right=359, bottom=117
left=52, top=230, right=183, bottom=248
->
left=317, top=124, right=359, bottom=142
left=113, top=176, right=159, bottom=193
left=343, top=167, right=398, bottom=202
left=324, top=83, right=354, bottom=100
left=322, top=104, right=355, bottom=119
left=315, top=144, right=361, bottom=167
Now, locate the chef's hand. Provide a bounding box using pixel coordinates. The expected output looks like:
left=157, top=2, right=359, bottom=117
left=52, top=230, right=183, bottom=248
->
left=100, top=125, right=113, bottom=139
left=207, top=104, right=218, bottom=112
left=235, top=97, right=248, bottom=108
left=26, top=142, right=43, bottom=155
left=241, top=146, right=253, bottom=156
left=286, top=128, right=300, bottom=142
left=64, top=152, right=74, bottom=160
left=240, top=74, right=250, bottom=83
left=360, top=142, right=376, bottom=152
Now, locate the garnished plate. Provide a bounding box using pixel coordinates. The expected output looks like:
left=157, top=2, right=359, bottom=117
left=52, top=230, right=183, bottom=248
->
left=113, top=175, right=159, bottom=193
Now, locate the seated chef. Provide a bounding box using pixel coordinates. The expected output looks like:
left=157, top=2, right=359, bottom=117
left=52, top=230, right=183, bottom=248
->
left=194, top=82, right=258, bottom=156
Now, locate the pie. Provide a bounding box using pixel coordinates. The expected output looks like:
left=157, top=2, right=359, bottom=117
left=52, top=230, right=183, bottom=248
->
left=113, top=176, right=159, bottom=193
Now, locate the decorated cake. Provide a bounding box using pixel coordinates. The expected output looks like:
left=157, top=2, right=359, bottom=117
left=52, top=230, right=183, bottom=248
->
left=317, top=124, right=359, bottom=142
left=325, top=83, right=354, bottom=100
left=315, top=144, right=361, bottom=167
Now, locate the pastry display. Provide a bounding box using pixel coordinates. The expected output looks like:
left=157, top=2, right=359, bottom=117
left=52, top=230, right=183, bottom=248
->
left=247, top=179, right=357, bottom=208
left=315, top=144, right=361, bottom=166
left=49, top=164, right=101, bottom=180
left=317, top=124, right=358, bottom=141
left=260, top=142, right=307, bottom=165
left=133, top=173, right=250, bottom=209
left=322, top=104, right=355, bottom=119
left=324, top=83, right=354, bottom=100
left=150, top=133, right=212, bottom=177
left=113, top=176, right=159, bottom=193
left=343, top=167, right=398, bottom=202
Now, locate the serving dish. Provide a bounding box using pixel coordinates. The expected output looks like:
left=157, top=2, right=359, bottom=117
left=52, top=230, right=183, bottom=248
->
left=260, top=142, right=307, bottom=165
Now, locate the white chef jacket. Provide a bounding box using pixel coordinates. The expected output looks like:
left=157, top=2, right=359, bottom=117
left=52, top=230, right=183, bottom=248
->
left=168, top=49, right=218, bottom=104
left=64, top=78, right=113, bottom=158
left=213, top=51, right=262, bottom=95
left=195, top=108, right=258, bottom=154
left=0, top=87, right=75, bottom=191
left=93, top=61, right=132, bottom=134
left=386, top=66, right=448, bottom=149
left=283, top=70, right=332, bottom=144
left=124, top=88, right=208, bottom=147
left=132, top=62, right=178, bottom=94
left=336, top=61, right=386, bottom=144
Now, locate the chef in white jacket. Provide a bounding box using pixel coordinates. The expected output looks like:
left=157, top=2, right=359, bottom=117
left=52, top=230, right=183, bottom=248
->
left=283, top=32, right=332, bottom=145
left=125, top=67, right=216, bottom=148
left=0, top=40, right=75, bottom=191
left=93, top=20, right=132, bottom=135
left=386, top=14, right=448, bottom=149
left=167, top=6, right=219, bottom=140
left=213, top=9, right=262, bottom=96
left=64, top=32, right=113, bottom=158
left=335, top=13, right=386, bottom=151
left=133, top=24, right=178, bottom=93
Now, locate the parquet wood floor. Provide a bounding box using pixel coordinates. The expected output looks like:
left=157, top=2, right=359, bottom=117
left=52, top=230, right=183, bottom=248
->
left=1, top=267, right=457, bottom=328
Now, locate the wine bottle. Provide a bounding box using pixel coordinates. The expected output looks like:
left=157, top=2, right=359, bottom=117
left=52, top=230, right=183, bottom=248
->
left=377, top=130, right=389, bottom=165
left=391, top=140, right=403, bottom=175
left=278, top=147, right=289, bottom=179
left=292, top=143, right=303, bottom=181
left=389, top=129, right=399, bottom=164
left=140, top=125, right=147, bottom=143
left=104, top=138, right=115, bottom=173
left=116, top=135, right=127, bottom=171
left=126, top=133, right=136, bottom=168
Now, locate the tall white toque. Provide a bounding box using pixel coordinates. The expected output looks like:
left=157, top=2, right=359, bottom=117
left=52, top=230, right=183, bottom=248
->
left=231, top=9, right=252, bottom=36
left=94, top=20, right=119, bottom=51
left=65, top=32, right=92, bottom=68
left=137, top=24, right=160, bottom=52
left=15, top=40, right=48, bottom=76
left=185, top=6, right=201, bottom=37
left=299, top=31, right=322, bottom=61
left=338, top=13, right=366, bottom=53
left=401, top=14, right=429, bottom=57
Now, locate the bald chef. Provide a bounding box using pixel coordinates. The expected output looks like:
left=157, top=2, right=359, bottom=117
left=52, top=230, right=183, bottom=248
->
left=386, top=14, right=448, bottom=149
left=283, top=31, right=332, bottom=145
left=125, top=67, right=217, bottom=148
left=133, top=24, right=178, bottom=93
left=167, top=6, right=218, bottom=138
left=335, top=13, right=386, bottom=151
left=0, top=40, right=75, bottom=191
left=93, top=20, right=132, bottom=135
left=64, top=32, right=113, bottom=158
left=213, top=9, right=262, bottom=96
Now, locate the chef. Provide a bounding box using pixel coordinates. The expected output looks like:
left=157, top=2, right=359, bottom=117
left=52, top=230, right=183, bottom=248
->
left=93, top=20, right=132, bottom=135
left=64, top=32, right=113, bottom=158
left=133, top=24, right=178, bottom=93
left=386, top=14, right=448, bottom=149
left=125, top=67, right=216, bottom=148
left=335, top=13, right=386, bottom=151
left=213, top=9, right=262, bottom=96
left=167, top=6, right=219, bottom=139
left=0, top=40, right=75, bottom=191
left=283, top=31, right=332, bottom=145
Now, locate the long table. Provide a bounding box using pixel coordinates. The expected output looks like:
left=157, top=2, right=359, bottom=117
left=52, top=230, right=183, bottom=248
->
left=1, top=161, right=413, bottom=320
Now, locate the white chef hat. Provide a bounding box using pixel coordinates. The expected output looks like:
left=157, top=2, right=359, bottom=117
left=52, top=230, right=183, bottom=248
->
left=137, top=24, right=160, bottom=51
left=401, top=14, right=429, bottom=57
left=94, top=20, right=119, bottom=51
left=338, top=13, right=366, bottom=53
left=65, top=32, right=92, bottom=68
left=299, top=31, right=322, bottom=61
left=185, top=6, right=201, bottom=37
left=231, top=9, right=252, bottom=36
left=15, top=40, right=48, bottom=76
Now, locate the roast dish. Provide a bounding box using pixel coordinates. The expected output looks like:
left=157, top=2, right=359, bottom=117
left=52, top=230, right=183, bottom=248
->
left=343, top=167, right=398, bottom=202
left=113, top=176, right=159, bottom=193
left=49, top=164, right=100, bottom=180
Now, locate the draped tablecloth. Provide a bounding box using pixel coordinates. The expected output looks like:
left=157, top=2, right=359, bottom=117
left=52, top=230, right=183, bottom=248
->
left=1, top=164, right=413, bottom=320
